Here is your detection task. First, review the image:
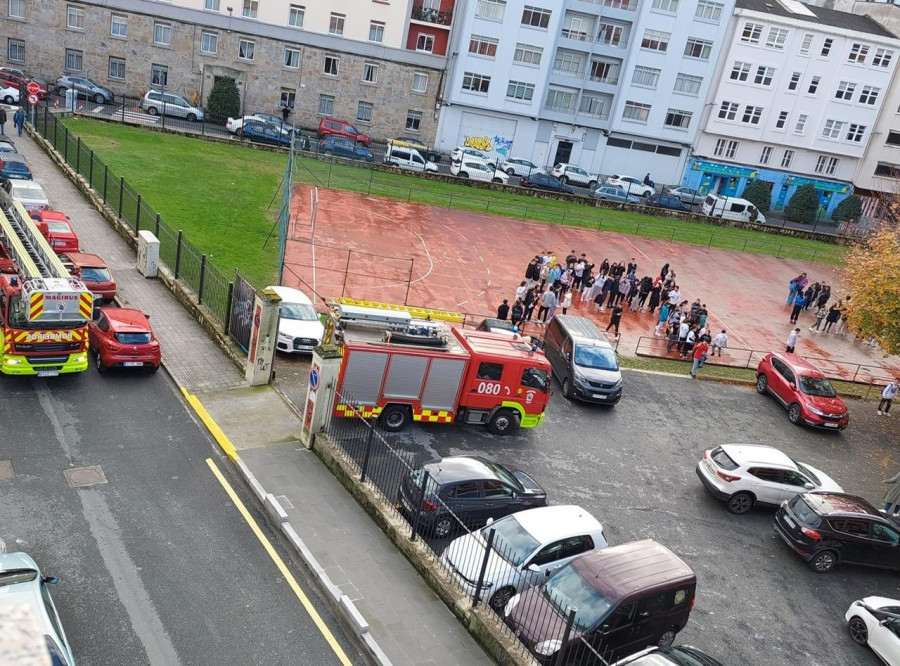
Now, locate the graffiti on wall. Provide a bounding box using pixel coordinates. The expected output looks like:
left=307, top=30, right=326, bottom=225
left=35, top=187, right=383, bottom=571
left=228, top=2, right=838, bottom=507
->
left=463, top=134, right=514, bottom=157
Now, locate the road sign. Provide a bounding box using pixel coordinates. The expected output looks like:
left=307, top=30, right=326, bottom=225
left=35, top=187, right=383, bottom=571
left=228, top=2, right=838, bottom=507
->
left=309, top=367, right=320, bottom=391
left=26, top=82, right=40, bottom=96
left=27, top=94, right=38, bottom=105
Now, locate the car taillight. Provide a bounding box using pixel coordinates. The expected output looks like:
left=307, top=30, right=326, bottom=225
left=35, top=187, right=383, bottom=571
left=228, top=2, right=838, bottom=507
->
left=107, top=343, right=121, bottom=352
left=422, top=500, right=437, bottom=513
left=800, top=527, right=821, bottom=540
left=716, top=470, right=740, bottom=482
left=702, top=451, right=708, bottom=460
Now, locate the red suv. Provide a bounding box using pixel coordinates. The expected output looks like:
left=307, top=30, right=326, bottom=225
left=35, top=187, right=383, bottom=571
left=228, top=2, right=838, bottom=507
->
left=756, top=353, right=849, bottom=429
left=317, top=118, right=371, bottom=147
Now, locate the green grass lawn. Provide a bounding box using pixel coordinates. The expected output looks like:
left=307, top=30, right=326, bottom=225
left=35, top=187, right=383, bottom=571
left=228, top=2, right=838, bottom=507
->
left=60, top=118, right=848, bottom=288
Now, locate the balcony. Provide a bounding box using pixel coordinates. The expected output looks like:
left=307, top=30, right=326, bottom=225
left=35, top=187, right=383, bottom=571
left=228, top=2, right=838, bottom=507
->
left=569, top=0, right=637, bottom=11
left=411, top=4, right=453, bottom=26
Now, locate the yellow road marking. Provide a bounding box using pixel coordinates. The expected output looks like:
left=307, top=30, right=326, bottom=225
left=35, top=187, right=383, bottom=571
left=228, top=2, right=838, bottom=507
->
left=205, top=458, right=354, bottom=666
left=181, top=387, right=238, bottom=460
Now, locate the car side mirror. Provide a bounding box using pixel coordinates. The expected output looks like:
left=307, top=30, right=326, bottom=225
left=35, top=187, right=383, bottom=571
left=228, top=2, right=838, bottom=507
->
left=565, top=352, right=571, bottom=361
left=511, top=491, right=519, bottom=499
left=42, top=576, right=58, bottom=585
left=485, top=517, right=494, bottom=527
left=789, top=383, right=796, bottom=390
left=527, top=564, right=540, bottom=573
left=804, top=483, right=814, bottom=490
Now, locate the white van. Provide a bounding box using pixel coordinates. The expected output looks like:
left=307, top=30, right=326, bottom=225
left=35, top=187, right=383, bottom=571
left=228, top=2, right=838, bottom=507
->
left=702, top=194, right=766, bottom=224
left=384, top=143, right=439, bottom=173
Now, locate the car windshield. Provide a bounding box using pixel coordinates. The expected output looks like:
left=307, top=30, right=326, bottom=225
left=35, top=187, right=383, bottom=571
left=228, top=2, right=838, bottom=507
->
left=486, top=515, right=539, bottom=567
left=574, top=345, right=618, bottom=371
left=798, top=376, right=836, bottom=397
left=486, top=461, right=523, bottom=491
left=80, top=267, right=112, bottom=282
left=281, top=302, right=318, bottom=321
left=0, top=568, right=39, bottom=586
left=542, top=565, right=612, bottom=631
left=794, top=461, right=821, bottom=486
left=115, top=332, right=152, bottom=344
left=15, top=186, right=45, bottom=199
left=788, top=496, right=822, bottom=527
left=46, top=222, right=71, bottom=233
left=655, top=647, right=716, bottom=666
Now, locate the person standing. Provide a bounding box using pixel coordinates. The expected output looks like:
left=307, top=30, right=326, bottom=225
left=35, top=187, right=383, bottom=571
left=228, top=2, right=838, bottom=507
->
left=789, top=292, right=806, bottom=324
left=537, top=287, right=555, bottom=322
left=787, top=272, right=807, bottom=306
left=883, top=471, right=900, bottom=515
left=648, top=283, right=662, bottom=315
left=817, top=284, right=831, bottom=309
left=524, top=287, right=538, bottom=322
left=560, top=290, right=572, bottom=315
left=13, top=107, right=25, bottom=137
left=668, top=285, right=681, bottom=308
left=809, top=305, right=826, bottom=332
left=545, top=289, right=560, bottom=322
left=786, top=328, right=800, bottom=353
left=510, top=300, right=524, bottom=327
left=711, top=329, right=727, bottom=357
left=836, top=296, right=851, bottom=335
left=654, top=303, right=670, bottom=336
left=878, top=379, right=899, bottom=416
left=823, top=303, right=841, bottom=333
left=497, top=299, right=510, bottom=320
left=691, top=338, right=710, bottom=379
left=605, top=304, right=623, bottom=337
left=0, top=107, right=6, bottom=136
left=659, top=263, right=669, bottom=281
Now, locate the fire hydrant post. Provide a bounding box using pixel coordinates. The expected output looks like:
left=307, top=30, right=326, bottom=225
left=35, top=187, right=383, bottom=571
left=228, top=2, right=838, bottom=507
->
left=244, top=288, right=280, bottom=386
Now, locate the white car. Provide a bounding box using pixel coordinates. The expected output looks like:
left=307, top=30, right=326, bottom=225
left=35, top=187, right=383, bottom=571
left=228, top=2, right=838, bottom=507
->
left=606, top=175, right=654, bottom=198
left=267, top=285, right=324, bottom=353
left=696, top=444, right=842, bottom=515
left=500, top=158, right=541, bottom=178
left=550, top=163, right=599, bottom=188
left=227, top=114, right=290, bottom=137
left=0, top=84, right=19, bottom=104
left=450, top=159, right=508, bottom=184
left=846, top=597, right=900, bottom=665
left=5, top=180, right=49, bottom=211
left=450, top=146, right=496, bottom=168
left=440, top=505, right=607, bottom=611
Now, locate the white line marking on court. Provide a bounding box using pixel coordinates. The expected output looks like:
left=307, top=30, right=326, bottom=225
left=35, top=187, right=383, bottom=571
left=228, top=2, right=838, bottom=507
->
left=457, top=300, right=469, bottom=307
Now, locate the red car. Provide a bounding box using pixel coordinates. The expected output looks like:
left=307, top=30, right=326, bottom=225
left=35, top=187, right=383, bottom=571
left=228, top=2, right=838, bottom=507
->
left=61, top=252, right=117, bottom=301
left=317, top=118, right=371, bottom=147
left=0, top=67, right=49, bottom=99
left=37, top=210, right=79, bottom=254
left=756, top=353, right=849, bottom=429
left=89, top=307, right=161, bottom=373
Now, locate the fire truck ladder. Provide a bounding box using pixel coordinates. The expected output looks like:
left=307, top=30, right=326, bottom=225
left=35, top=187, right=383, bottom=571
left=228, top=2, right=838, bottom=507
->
left=0, top=197, right=71, bottom=281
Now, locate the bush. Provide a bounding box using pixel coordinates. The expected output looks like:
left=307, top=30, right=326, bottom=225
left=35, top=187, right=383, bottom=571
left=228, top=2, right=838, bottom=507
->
left=205, top=76, right=240, bottom=125
left=832, top=195, right=862, bottom=222
left=741, top=180, right=772, bottom=213
left=785, top=184, right=819, bottom=224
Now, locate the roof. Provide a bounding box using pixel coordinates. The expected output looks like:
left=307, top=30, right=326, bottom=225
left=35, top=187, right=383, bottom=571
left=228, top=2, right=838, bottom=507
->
left=267, top=285, right=313, bottom=306
left=736, top=0, right=897, bottom=39
left=457, top=329, right=551, bottom=365
left=100, top=307, right=151, bottom=330
left=554, top=315, right=613, bottom=349
left=37, top=210, right=68, bottom=223
left=802, top=492, right=881, bottom=517
left=773, top=352, right=826, bottom=377
left=513, top=506, right=602, bottom=543
left=720, top=444, right=795, bottom=468
left=425, top=456, right=497, bottom=484
left=62, top=252, right=106, bottom=267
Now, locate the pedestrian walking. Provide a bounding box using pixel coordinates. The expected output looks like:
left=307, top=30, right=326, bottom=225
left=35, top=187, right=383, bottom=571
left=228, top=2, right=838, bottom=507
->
left=13, top=107, right=25, bottom=137
left=878, top=379, right=899, bottom=416
left=0, top=108, right=6, bottom=136
left=786, top=328, right=800, bottom=354
left=883, top=471, right=900, bottom=515
left=691, top=339, right=709, bottom=379
left=711, top=329, right=727, bottom=356
left=605, top=304, right=623, bottom=337
left=561, top=290, right=572, bottom=315
left=497, top=299, right=510, bottom=320
left=809, top=305, right=826, bottom=332
left=789, top=293, right=806, bottom=324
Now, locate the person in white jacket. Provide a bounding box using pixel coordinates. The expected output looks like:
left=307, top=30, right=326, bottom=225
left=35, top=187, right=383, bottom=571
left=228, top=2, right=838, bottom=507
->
left=878, top=379, right=899, bottom=416
left=711, top=330, right=727, bottom=357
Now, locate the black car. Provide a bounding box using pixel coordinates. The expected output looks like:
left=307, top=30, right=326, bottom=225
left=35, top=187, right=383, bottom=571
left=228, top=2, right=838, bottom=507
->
left=520, top=173, right=575, bottom=194
left=774, top=492, right=900, bottom=573
left=397, top=456, right=547, bottom=538
left=646, top=194, right=690, bottom=211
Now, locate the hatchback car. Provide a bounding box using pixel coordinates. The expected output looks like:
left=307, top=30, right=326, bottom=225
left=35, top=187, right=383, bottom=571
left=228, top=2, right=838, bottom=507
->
left=38, top=210, right=79, bottom=254
left=450, top=146, right=496, bottom=168
left=241, top=120, right=291, bottom=147
left=319, top=135, right=374, bottom=162
left=318, top=118, right=371, bottom=146
left=397, top=455, right=547, bottom=538
left=442, top=505, right=606, bottom=611
left=0, top=154, right=32, bottom=180
left=646, top=194, right=690, bottom=211
left=61, top=252, right=117, bottom=301
left=667, top=187, right=704, bottom=206
left=520, top=173, right=574, bottom=194
left=267, top=285, right=324, bottom=353
left=55, top=75, right=114, bottom=103
left=501, top=158, right=541, bottom=178
left=140, top=90, right=204, bottom=121
left=550, top=163, right=599, bottom=188
left=606, top=175, right=654, bottom=198
left=696, top=444, right=842, bottom=515
left=774, top=492, right=900, bottom=573
left=756, top=353, right=849, bottom=429
left=89, top=307, right=161, bottom=373
left=0, top=552, right=76, bottom=666
left=4, top=179, right=49, bottom=210
left=0, top=82, right=19, bottom=104
left=451, top=159, right=508, bottom=184
left=593, top=185, right=639, bottom=204
left=846, top=597, right=900, bottom=665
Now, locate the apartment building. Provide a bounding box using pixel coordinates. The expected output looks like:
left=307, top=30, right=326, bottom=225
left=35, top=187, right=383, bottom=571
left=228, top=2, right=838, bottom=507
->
left=685, top=0, right=899, bottom=218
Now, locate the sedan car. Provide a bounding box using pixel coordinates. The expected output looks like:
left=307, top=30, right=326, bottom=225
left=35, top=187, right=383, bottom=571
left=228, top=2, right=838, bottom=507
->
left=756, top=353, right=849, bottom=429
left=240, top=120, right=291, bottom=147
left=774, top=492, right=900, bottom=573
left=89, top=307, right=161, bottom=373
left=3, top=179, right=49, bottom=210
left=0, top=552, right=76, bottom=666
left=441, top=505, right=606, bottom=611
left=55, top=75, right=114, bottom=103
left=550, top=163, right=599, bottom=188
left=696, top=444, right=842, bottom=515
left=501, top=158, right=541, bottom=178
left=0, top=154, right=32, bottom=180
left=0, top=83, right=19, bottom=104
left=267, top=285, right=324, bottom=353
left=593, top=185, right=639, bottom=204
left=397, top=455, right=548, bottom=538
left=611, top=646, right=725, bottom=666
left=846, top=597, right=900, bottom=665
left=451, top=159, right=509, bottom=184
left=0, top=137, right=15, bottom=153
left=606, top=175, right=654, bottom=198
left=520, top=173, right=574, bottom=194
left=646, top=194, right=690, bottom=211
left=450, top=146, right=496, bottom=169
left=37, top=210, right=79, bottom=254
left=667, top=187, right=704, bottom=206
left=318, top=135, right=374, bottom=162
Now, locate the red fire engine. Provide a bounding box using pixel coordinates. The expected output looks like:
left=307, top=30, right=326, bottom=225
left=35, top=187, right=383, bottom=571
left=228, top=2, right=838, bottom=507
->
left=328, top=301, right=552, bottom=434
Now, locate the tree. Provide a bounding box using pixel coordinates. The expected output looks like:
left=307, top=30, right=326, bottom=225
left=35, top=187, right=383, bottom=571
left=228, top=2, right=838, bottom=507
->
left=842, top=227, right=900, bottom=354
left=741, top=180, right=772, bottom=213
left=205, top=76, right=240, bottom=125
left=832, top=195, right=862, bottom=222
left=785, top=184, right=819, bottom=224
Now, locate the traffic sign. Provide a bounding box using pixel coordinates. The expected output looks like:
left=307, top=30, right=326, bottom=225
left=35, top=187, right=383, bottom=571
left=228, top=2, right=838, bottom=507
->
left=27, top=94, right=38, bottom=105
left=309, top=367, right=320, bottom=391
left=26, top=82, right=40, bottom=96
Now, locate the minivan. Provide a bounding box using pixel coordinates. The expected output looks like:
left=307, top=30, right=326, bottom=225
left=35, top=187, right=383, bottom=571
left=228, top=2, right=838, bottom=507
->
left=701, top=194, right=766, bottom=224
left=505, top=539, right=697, bottom=665
left=384, top=143, right=438, bottom=173
left=544, top=315, right=622, bottom=403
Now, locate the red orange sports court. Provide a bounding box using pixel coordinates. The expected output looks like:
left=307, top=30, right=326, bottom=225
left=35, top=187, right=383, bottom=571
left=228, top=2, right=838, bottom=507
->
left=283, top=185, right=898, bottom=384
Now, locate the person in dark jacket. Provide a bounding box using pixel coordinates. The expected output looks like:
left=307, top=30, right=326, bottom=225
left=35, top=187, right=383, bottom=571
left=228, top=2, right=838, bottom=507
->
left=497, top=299, right=510, bottom=320
left=817, top=284, right=831, bottom=309
left=510, top=300, right=525, bottom=326
left=648, top=284, right=662, bottom=315
left=599, top=258, right=610, bottom=276
left=524, top=288, right=538, bottom=321
left=524, top=258, right=539, bottom=287
left=823, top=303, right=841, bottom=333
left=660, top=263, right=669, bottom=280
left=606, top=304, right=624, bottom=336
left=790, top=293, right=806, bottom=324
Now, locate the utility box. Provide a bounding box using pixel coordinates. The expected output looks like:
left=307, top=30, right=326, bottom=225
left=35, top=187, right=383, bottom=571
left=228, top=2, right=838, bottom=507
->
left=64, top=88, right=77, bottom=111
left=136, top=230, right=160, bottom=278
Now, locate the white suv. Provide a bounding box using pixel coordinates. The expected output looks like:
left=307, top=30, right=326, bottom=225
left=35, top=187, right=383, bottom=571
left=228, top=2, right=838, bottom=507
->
left=606, top=175, right=653, bottom=198
left=450, top=146, right=496, bottom=169
left=696, top=444, right=842, bottom=515
left=451, top=159, right=509, bottom=184
left=550, top=163, right=599, bottom=188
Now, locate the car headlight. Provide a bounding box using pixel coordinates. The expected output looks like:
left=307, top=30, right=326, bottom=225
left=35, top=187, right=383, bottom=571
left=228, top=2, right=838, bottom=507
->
left=613, top=379, right=623, bottom=388
left=573, top=372, right=588, bottom=386
left=278, top=331, right=292, bottom=341
left=807, top=405, right=824, bottom=416
left=4, top=358, right=22, bottom=365
left=504, top=593, right=521, bottom=617
left=535, top=640, right=562, bottom=656
left=73, top=354, right=87, bottom=363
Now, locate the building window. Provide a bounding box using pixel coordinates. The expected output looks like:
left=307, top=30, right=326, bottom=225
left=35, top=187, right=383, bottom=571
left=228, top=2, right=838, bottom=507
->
left=874, top=48, right=893, bottom=68
left=521, top=5, right=551, bottom=28
left=848, top=43, right=869, bottom=64
left=718, top=101, right=738, bottom=120
left=742, top=105, right=762, bottom=124
left=462, top=72, right=491, bottom=93
left=323, top=55, right=339, bottom=76
left=775, top=110, right=788, bottom=129
left=641, top=29, right=670, bottom=52
left=834, top=81, right=855, bottom=101
left=108, top=56, right=125, bottom=80
left=799, top=33, right=813, bottom=56
left=765, top=27, right=788, bottom=49
left=356, top=102, right=373, bottom=123
left=684, top=38, right=712, bottom=60
left=562, top=15, right=588, bottom=40
left=787, top=72, right=801, bottom=91
left=875, top=162, right=900, bottom=177
left=794, top=114, right=808, bottom=134
left=65, top=48, right=83, bottom=71
left=730, top=61, right=750, bottom=81
left=674, top=73, right=702, bottom=95
left=579, top=94, right=605, bottom=117
left=714, top=139, right=738, bottom=158
left=406, top=110, right=422, bottom=131
left=280, top=88, right=296, bottom=108
left=411, top=72, right=428, bottom=93
left=368, top=21, right=384, bottom=43
left=545, top=89, right=575, bottom=112
left=476, top=0, right=506, bottom=20
left=416, top=33, right=435, bottom=52
left=887, top=131, right=900, bottom=146
left=514, top=43, right=543, bottom=65
left=329, top=13, right=345, bottom=35
left=695, top=0, right=722, bottom=21
left=860, top=86, right=880, bottom=105
left=362, top=62, right=378, bottom=83
left=553, top=52, right=583, bottom=75
left=597, top=23, right=623, bottom=46
left=623, top=100, right=651, bottom=123
left=846, top=124, right=866, bottom=142
left=204, top=0, right=220, bottom=10
left=8, top=0, right=25, bottom=18
left=242, top=0, right=258, bottom=18
left=664, top=108, right=691, bottom=129
left=7, top=38, right=24, bottom=62
left=200, top=31, right=218, bottom=54
left=740, top=22, right=762, bottom=44
left=469, top=35, right=499, bottom=57
left=807, top=76, right=820, bottom=94
left=760, top=145, right=773, bottom=164
left=507, top=80, right=535, bottom=101
left=318, top=95, right=334, bottom=116
left=150, top=63, right=168, bottom=86
left=67, top=5, right=84, bottom=29
left=632, top=66, right=660, bottom=88
left=781, top=150, right=794, bottom=168
left=820, top=38, right=833, bottom=57
left=284, top=48, right=300, bottom=69
left=652, top=0, right=678, bottom=12
left=289, top=5, right=304, bottom=27
left=238, top=39, right=255, bottom=60
left=815, top=155, right=839, bottom=175
left=589, top=61, right=616, bottom=82
left=822, top=119, right=844, bottom=139
left=153, top=22, right=171, bottom=45
left=110, top=14, right=127, bottom=38
left=754, top=66, right=774, bottom=86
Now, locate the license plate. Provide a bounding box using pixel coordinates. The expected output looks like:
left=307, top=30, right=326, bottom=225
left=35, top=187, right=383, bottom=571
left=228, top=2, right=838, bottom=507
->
left=37, top=369, right=59, bottom=377
left=124, top=361, right=144, bottom=367
left=593, top=393, right=607, bottom=399
left=783, top=515, right=796, bottom=529
left=823, top=422, right=838, bottom=428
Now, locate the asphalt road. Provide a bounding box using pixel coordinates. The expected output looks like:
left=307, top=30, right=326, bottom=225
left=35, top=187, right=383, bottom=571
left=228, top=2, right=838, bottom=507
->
left=0, top=365, right=363, bottom=666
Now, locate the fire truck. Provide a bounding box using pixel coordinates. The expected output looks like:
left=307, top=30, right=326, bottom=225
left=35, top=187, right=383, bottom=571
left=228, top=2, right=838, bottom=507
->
left=328, top=300, right=552, bottom=435
left=0, top=187, right=92, bottom=376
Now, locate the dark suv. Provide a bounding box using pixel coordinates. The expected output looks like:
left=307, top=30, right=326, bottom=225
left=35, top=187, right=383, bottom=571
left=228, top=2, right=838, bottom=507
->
left=774, top=492, right=900, bottom=573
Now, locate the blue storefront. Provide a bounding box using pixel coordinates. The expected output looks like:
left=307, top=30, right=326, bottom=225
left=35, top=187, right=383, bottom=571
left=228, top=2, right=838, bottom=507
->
left=681, top=158, right=852, bottom=219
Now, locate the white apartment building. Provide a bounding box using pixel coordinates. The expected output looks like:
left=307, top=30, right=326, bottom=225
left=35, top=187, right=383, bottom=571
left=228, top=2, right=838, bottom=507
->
left=686, top=0, right=900, bottom=218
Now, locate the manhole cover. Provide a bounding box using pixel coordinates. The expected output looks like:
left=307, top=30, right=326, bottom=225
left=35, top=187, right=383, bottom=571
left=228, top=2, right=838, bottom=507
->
left=0, top=460, right=13, bottom=481
left=63, top=465, right=108, bottom=488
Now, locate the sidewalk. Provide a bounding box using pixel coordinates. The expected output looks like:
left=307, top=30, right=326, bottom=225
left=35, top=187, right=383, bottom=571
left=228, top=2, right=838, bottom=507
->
left=14, top=128, right=490, bottom=666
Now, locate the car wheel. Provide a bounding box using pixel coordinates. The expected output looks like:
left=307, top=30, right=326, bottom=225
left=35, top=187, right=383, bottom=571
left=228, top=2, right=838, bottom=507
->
left=489, top=587, right=517, bottom=611
left=491, top=177, right=503, bottom=184
left=561, top=378, right=575, bottom=400
left=488, top=409, right=519, bottom=435
left=379, top=404, right=410, bottom=432
left=147, top=106, right=159, bottom=116
left=186, top=113, right=197, bottom=122
left=506, top=168, right=516, bottom=176
left=93, top=93, right=105, bottom=104
left=848, top=617, right=869, bottom=646
left=657, top=629, right=677, bottom=647
left=56, top=86, right=68, bottom=97
left=726, top=492, right=754, bottom=515
left=432, top=516, right=454, bottom=539
left=756, top=374, right=768, bottom=394
left=559, top=176, right=568, bottom=185
left=788, top=403, right=803, bottom=425
left=645, top=189, right=653, bottom=198
left=459, top=171, right=469, bottom=179
left=809, top=549, right=838, bottom=573
left=588, top=180, right=598, bottom=189
left=95, top=350, right=107, bottom=374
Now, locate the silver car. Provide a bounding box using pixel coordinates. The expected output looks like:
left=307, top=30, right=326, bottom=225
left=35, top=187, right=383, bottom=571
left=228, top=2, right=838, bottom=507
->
left=141, top=90, right=205, bottom=121
left=500, top=158, right=541, bottom=178
left=593, top=185, right=639, bottom=204
left=55, top=75, right=114, bottom=103
left=668, top=187, right=704, bottom=206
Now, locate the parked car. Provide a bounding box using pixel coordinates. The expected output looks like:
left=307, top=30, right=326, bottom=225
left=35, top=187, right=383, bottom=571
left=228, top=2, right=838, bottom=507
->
left=646, top=193, right=690, bottom=211
left=89, top=307, right=161, bottom=373
left=667, top=187, right=704, bottom=206
left=610, top=646, right=725, bottom=666
left=0, top=137, right=15, bottom=153
left=756, top=353, right=849, bottom=429
left=451, top=159, right=509, bottom=184
left=520, top=173, right=574, bottom=194
left=397, top=455, right=548, bottom=538
left=55, top=75, right=114, bottom=103
left=227, top=114, right=285, bottom=135
left=61, top=252, right=117, bottom=301
left=593, top=185, right=639, bottom=204
left=550, top=163, right=599, bottom=188
left=441, top=505, right=606, bottom=611
left=0, top=82, right=19, bottom=104
left=252, top=113, right=297, bottom=134
left=317, top=118, right=371, bottom=147
left=267, top=285, right=324, bottom=354
left=384, top=143, right=438, bottom=172
left=0, top=551, right=76, bottom=666
left=774, top=492, right=900, bottom=573
left=543, top=315, right=623, bottom=404
left=0, top=154, right=32, bottom=180
left=702, top=194, right=766, bottom=224
left=846, top=597, right=900, bottom=665
left=241, top=120, right=292, bottom=147
left=450, top=146, right=496, bottom=168
left=606, top=175, right=654, bottom=198
left=390, top=137, right=440, bottom=163
left=38, top=210, right=79, bottom=254
left=501, top=158, right=541, bottom=178
left=0, top=67, right=49, bottom=99
left=319, top=135, right=374, bottom=162
left=140, top=90, right=204, bottom=121
left=696, top=444, right=842, bottom=515
left=3, top=178, right=49, bottom=210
